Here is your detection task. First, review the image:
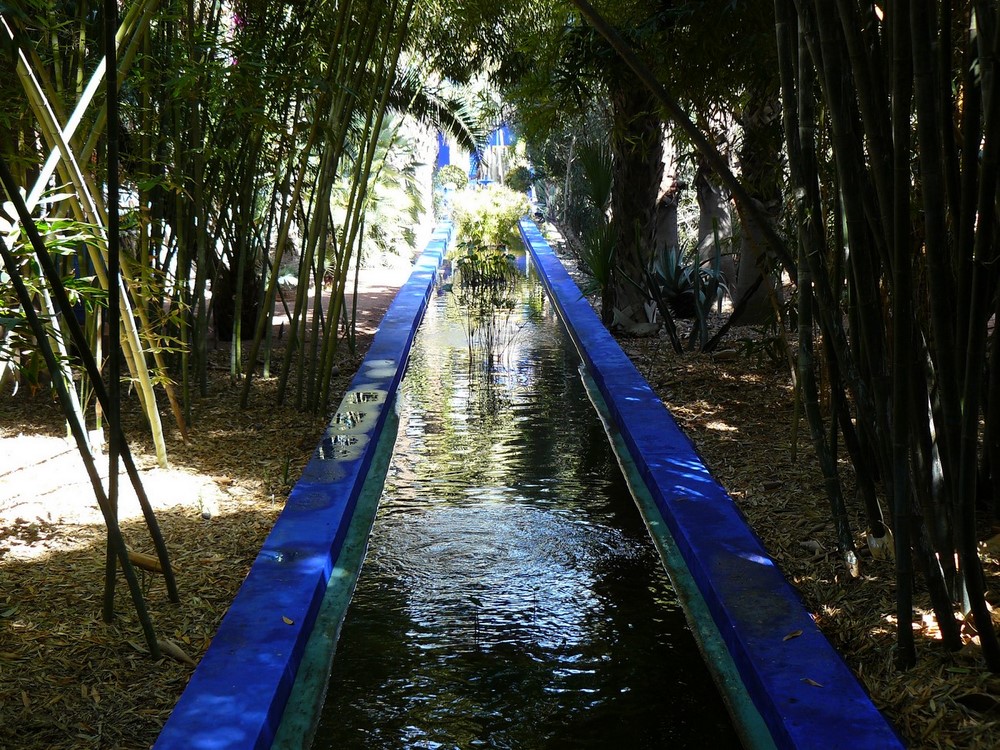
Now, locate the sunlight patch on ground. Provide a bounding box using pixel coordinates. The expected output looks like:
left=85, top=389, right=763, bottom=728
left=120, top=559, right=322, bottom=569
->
left=1, top=434, right=223, bottom=563
left=705, top=419, right=738, bottom=432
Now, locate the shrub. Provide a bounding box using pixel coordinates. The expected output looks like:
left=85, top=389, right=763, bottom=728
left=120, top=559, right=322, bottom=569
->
left=505, top=165, right=533, bottom=194
left=435, top=164, right=469, bottom=190
left=450, top=184, right=530, bottom=247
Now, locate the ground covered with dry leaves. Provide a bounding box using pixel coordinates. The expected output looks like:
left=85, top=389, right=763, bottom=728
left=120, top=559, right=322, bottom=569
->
left=620, top=337, right=1000, bottom=749
left=2, top=249, right=1000, bottom=749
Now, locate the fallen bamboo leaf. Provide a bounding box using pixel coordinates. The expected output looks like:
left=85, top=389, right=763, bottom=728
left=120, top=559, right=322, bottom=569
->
left=801, top=678, right=823, bottom=687
left=157, top=638, right=197, bottom=667
left=783, top=629, right=803, bottom=641
left=127, top=549, right=164, bottom=574
left=282, top=616, right=294, bottom=625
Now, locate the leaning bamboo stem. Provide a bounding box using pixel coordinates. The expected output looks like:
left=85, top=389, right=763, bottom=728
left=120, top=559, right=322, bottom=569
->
left=0, top=232, right=161, bottom=659
left=0, top=156, right=180, bottom=605
left=9, top=15, right=170, bottom=466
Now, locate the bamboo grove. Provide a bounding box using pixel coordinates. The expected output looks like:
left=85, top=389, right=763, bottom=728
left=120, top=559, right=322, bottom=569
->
left=573, top=0, right=1000, bottom=671
left=0, top=0, right=478, bottom=648
left=1, top=0, right=484, bottom=441
left=7, top=0, right=1000, bottom=679
left=776, top=0, right=1000, bottom=672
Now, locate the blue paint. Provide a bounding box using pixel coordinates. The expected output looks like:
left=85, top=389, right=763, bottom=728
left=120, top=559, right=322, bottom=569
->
left=154, top=225, right=451, bottom=750
left=487, top=123, right=514, bottom=147
left=435, top=131, right=450, bottom=169
left=518, top=219, right=903, bottom=750
left=156, top=216, right=902, bottom=750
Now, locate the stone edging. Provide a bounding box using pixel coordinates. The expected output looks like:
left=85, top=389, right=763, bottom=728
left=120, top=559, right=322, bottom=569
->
left=518, top=218, right=904, bottom=750
left=153, top=225, right=451, bottom=750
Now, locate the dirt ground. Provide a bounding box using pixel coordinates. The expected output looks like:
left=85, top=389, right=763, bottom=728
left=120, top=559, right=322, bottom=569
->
left=2, top=241, right=1000, bottom=749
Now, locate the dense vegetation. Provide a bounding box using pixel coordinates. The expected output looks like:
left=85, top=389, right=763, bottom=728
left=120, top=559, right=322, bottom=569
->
left=3, top=0, right=1000, bottom=729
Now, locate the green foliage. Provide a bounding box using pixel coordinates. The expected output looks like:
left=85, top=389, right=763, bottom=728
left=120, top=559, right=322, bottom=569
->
left=0, top=207, right=106, bottom=394
left=393, top=67, right=486, bottom=156
left=505, top=165, right=533, bottom=193
left=566, top=139, right=616, bottom=303
left=577, top=142, right=612, bottom=215
left=330, top=115, right=425, bottom=265
left=409, top=0, right=544, bottom=85
left=578, top=223, right=616, bottom=296
left=436, top=163, right=470, bottom=190
left=434, top=164, right=471, bottom=219
left=450, top=184, right=530, bottom=247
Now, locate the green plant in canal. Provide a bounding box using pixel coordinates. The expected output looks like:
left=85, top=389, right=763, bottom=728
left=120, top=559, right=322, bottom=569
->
left=452, top=240, right=520, bottom=302
left=450, top=240, right=524, bottom=374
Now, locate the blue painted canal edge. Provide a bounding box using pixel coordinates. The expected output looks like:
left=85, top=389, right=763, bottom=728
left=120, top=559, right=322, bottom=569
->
left=153, top=224, right=451, bottom=750
left=519, top=219, right=905, bottom=750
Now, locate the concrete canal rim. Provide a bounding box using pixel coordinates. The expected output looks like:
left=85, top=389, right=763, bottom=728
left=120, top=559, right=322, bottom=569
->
left=153, top=220, right=903, bottom=750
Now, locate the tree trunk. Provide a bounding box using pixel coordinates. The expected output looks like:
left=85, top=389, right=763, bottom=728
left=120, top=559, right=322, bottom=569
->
left=652, top=181, right=680, bottom=270
left=608, top=79, right=664, bottom=328
left=731, top=85, right=784, bottom=325
left=694, top=158, right=735, bottom=285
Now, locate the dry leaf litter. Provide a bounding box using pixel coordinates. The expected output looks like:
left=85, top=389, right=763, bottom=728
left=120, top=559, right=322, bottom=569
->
left=0, top=246, right=998, bottom=749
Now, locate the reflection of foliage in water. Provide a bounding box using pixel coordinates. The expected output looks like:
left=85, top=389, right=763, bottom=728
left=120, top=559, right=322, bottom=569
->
left=451, top=240, right=528, bottom=377
left=453, top=240, right=519, bottom=303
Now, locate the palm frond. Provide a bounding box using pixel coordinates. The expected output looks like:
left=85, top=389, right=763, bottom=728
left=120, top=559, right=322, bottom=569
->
left=390, top=66, right=486, bottom=156
left=578, top=142, right=613, bottom=214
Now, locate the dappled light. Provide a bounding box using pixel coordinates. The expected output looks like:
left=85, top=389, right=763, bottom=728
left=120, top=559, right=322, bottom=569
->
left=617, top=331, right=1000, bottom=749
left=3, top=0, right=1000, bottom=747
left=0, top=502, right=278, bottom=749
left=0, top=314, right=372, bottom=747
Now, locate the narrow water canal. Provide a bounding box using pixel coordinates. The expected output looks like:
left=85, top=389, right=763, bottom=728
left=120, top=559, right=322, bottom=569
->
left=314, top=249, right=741, bottom=748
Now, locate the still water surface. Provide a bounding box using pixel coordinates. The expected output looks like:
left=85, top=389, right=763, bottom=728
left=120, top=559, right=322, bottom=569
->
left=314, top=255, right=741, bottom=748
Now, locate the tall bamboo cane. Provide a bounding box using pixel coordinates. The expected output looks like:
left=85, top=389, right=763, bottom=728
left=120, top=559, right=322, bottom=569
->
left=0, top=232, right=161, bottom=659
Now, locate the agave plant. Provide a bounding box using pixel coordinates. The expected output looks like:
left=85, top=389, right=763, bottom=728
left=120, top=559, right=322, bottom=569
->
left=648, top=245, right=729, bottom=349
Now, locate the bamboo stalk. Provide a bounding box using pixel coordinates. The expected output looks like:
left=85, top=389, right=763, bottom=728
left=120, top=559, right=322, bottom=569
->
left=0, top=232, right=161, bottom=659
left=0, top=158, right=179, bottom=604
left=891, top=0, right=917, bottom=667
left=8, top=18, right=170, bottom=465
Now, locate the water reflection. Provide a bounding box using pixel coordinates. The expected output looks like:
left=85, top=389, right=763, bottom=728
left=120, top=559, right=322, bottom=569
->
left=314, top=248, right=741, bottom=749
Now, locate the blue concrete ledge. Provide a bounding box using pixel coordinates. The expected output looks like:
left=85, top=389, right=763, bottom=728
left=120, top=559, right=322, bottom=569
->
left=154, top=224, right=451, bottom=750
left=518, top=219, right=904, bottom=750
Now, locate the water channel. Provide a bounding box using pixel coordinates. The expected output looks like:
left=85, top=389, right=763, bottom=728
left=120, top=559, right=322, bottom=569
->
left=312, top=247, right=741, bottom=748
